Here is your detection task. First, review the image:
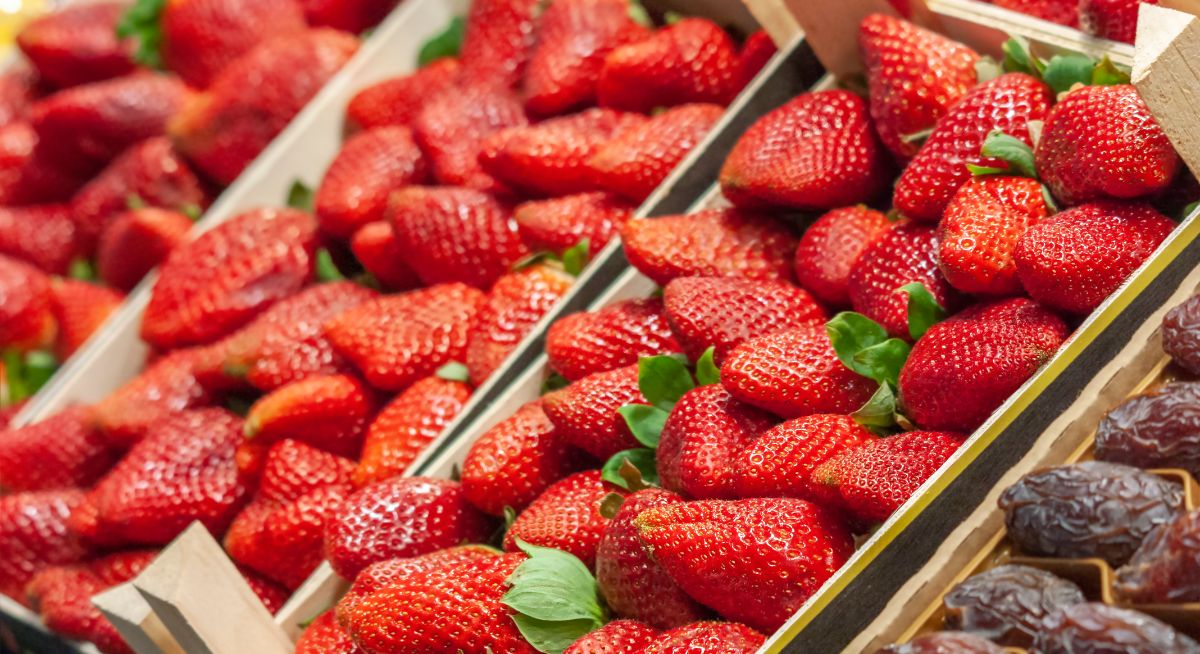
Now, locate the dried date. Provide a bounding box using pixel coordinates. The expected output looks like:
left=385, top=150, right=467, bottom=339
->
left=943, top=564, right=1084, bottom=647
left=875, top=631, right=1005, bottom=654
left=1032, top=603, right=1200, bottom=653
left=998, top=461, right=1183, bottom=566
left=1164, top=296, right=1200, bottom=376
left=1095, top=381, right=1200, bottom=478
left=1116, top=509, right=1200, bottom=603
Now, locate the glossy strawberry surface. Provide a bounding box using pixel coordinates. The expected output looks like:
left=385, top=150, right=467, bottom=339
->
left=0, top=489, right=87, bottom=603
left=514, top=192, right=635, bottom=254
left=848, top=223, right=961, bottom=338
left=597, top=18, right=738, bottom=112
left=546, top=298, right=680, bottom=381
left=734, top=414, right=875, bottom=508
left=0, top=407, right=115, bottom=493
left=160, top=0, right=308, bottom=88
left=503, top=470, right=623, bottom=568
left=794, top=206, right=891, bottom=307
left=543, top=364, right=647, bottom=459
left=353, top=376, right=472, bottom=487
left=315, top=126, right=429, bottom=238
left=16, top=2, right=135, bottom=88
left=346, top=58, right=460, bottom=131
left=642, top=621, right=766, bottom=654
left=467, top=264, right=573, bottom=386
left=245, top=374, right=374, bottom=458
left=566, top=620, right=661, bottom=654
left=97, top=207, right=193, bottom=292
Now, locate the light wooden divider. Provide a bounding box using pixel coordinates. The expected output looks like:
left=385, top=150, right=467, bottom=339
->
left=1133, top=4, right=1200, bottom=179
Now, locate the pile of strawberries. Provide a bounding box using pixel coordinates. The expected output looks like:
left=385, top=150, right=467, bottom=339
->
left=987, top=0, right=1154, bottom=43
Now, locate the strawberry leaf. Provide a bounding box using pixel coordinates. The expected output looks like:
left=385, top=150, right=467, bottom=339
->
left=1042, top=54, right=1095, bottom=95
left=627, top=0, right=653, bottom=28
left=1041, top=186, right=1060, bottom=214
left=436, top=362, right=470, bottom=383
left=1001, top=37, right=1045, bottom=77
left=117, top=0, right=167, bottom=69
left=1091, top=56, right=1131, bottom=86
left=598, top=492, right=626, bottom=519
left=978, top=131, right=1037, bottom=179
left=966, top=163, right=1010, bottom=178
left=1183, top=200, right=1200, bottom=220
left=562, top=239, right=589, bottom=277
left=68, top=258, right=97, bottom=282
left=504, top=539, right=607, bottom=654
left=181, top=203, right=203, bottom=221
left=852, top=382, right=899, bottom=433
left=541, top=373, right=570, bottom=394
left=852, top=339, right=910, bottom=388
left=287, top=180, right=315, bottom=212
left=314, top=249, right=346, bottom=283
left=900, top=282, right=948, bottom=341
left=636, top=354, right=694, bottom=410
left=601, top=448, right=658, bottom=490
left=418, top=16, right=466, bottom=67
left=827, top=311, right=890, bottom=380
left=694, top=347, right=721, bottom=386
left=617, top=404, right=668, bottom=448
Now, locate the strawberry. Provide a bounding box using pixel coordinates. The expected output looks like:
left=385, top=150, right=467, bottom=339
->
left=643, top=622, right=766, bottom=654
left=480, top=108, right=645, bottom=197
left=462, top=401, right=588, bottom=516
left=158, top=0, right=308, bottom=89
left=350, top=221, right=420, bottom=291
left=720, top=90, right=890, bottom=211
left=621, top=209, right=797, bottom=285
left=523, top=0, right=649, bottom=116
left=342, top=553, right=537, bottom=654
left=467, top=264, right=573, bottom=386
left=899, top=298, right=1070, bottom=431
left=588, top=103, right=724, bottom=202
left=848, top=223, right=962, bottom=338
left=16, top=2, right=135, bottom=89
left=315, top=126, right=429, bottom=238
left=0, top=68, right=37, bottom=126
left=993, top=0, right=1080, bottom=26
left=170, top=29, right=359, bottom=185
left=458, top=0, right=542, bottom=90
left=324, top=283, right=485, bottom=392
left=70, top=137, right=208, bottom=248
left=543, top=365, right=647, bottom=459
left=663, top=276, right=826, bottom=364
left=76, top=409, right=250, bottom=546
left=49, top=279, right=124, bottom=359
left=635, top=497, right=853, bottom=632
left=31, top=73, right=190, bottom=174
left=96, top=207, right=193, bottom=292
left=794, top=206, right=891, bottom=307
left=859, top=14, right=979, bottom=161
left=732, top=30, right=777, bottom=93
left=410, top=84, right=528, bottom=191
left=256, top=438, right=355, bottom=503
left=334, top=545, right=500, bottom=623
left=346, top=58, right=461, bottom=131
left=0, top=490, right=87, bottom=603
left=937, top=176, right=1050, bottom=296
left=353, top=375, right=472, bottom=487
left=814, top=430, right=965, bottom=523
left=1014, top=202, right=1175, bottom=314
left=720, top=326, right=875, bottom=419
left=241, top=569, right=289, bottom=613
left=388, top=187, right=529, bottom=289
left=141, top=208, right=317, bottom=349
left=514, top=192, right=636, bottom=253
left=546, top=298, right=680, bottom=381
left=245, top=374, right=375, bottom=458
left=566, top=620, right=661, bottom=654
left=597, top=18, right=738, bottom=112
left=93, top=348, right=213, bottom=445
left=295, top=610, right=361, bottom=654
left=0, top=123, right=88, bottom=207
left=893, top=73, right=1053, bottom=222
left=298, top=0, right=399, bottom=32
left=0, top=204, right=81, bottom=275
left=0, top=254, right=55, bottom=352
left=656, top=385, right=775, bottom=500
left=1036, top=84, right=1180, bottom=205
left=504, top=470, right=623, bottom=568
left=1079, top=0, right=1151, bottom=43
left=323, top=477, right=492, bottom=579
left=733, top=414, right=875, bottom=507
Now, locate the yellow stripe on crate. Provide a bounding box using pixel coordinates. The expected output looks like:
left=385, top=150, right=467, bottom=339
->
left=763, top=209, right=1200, bottom=653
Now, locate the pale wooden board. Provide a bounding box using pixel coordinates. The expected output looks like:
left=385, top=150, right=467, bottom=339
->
left=781, top=0, right=897, bottom=76
left=1133, top=5, right=1200, bottom=179
left=92, top=584, right=183, bottom=654
left=741, top=0, right=803, bottom=45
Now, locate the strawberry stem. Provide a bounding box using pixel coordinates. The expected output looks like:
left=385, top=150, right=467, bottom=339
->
left=117, top=0, right=167, bottom=69
left=417, top=16, right=466, bottom=68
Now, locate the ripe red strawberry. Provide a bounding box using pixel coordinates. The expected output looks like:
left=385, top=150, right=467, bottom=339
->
left=656, top=385, right=775, bottom=500
left=171, top=29, right=359, bottom=185
left=468, top=264, right=573, bottom=386
left=0, top=254, right=55, bottom=351
left=342, top=552, right=537, bottom=654
left=31, top=73, right=190, bottom=174
left=636, top=497, right=853, bottom=632
left=346, top=58, right=461, bottom=131
left=49, top=279, right=123, bottom=359
left=0, top=204, right=81, bottom=275
left=894, top=73, right=1053, bottom=222
left=462, top=401, right=587, bottom=516
left=0, top=68, right=37, bottom=126
left=411, top=85, right=529, bottom=191
left=298, top=0, right=399, bottom=32
left=480, top=109, right=645, bottom=197
left=523, top=0, right=649, bottom=116
left=1079, top=0, right=1151, bottom=43
left=160, top=0, right=308, bottom=89
left=720, top=90, right=891, bottom=211
left=323, top=477, right=492, bottom=579
left=588, top=103, right=724, bottom=202
left=848, top=223, right=962, bottom=338
left=142, top=208, right=317, bottom=349
left=70, top=137, right=208, bottom=247
left=899, top=298, right=1070, bottom=431
left=295, top=610, right=361, bottom=654
left=315, top=126, right=429, bottom=238
left=0, top=408, right=114, bottom=493
left=859, top=14, right=979, bottom=161
left=97, top=207, right=193, bottom=292
left=621, top=209, right=797, bottom=285
left=350, top=221, right=420, bottom=291
left=257, top=438, right=356, bottom=503
left=0, top=123, right=88, bottom=207
left=993, top=0, right=1080, bottom=25
left=546, top=298, right=680, bottom=381
left=720, top=326, right=875, bottom=419
left=644, top=622, right=765, bottom=654
left=324, top=283, right=485, bottom=391
left=1037, top=84, right=1179, bottom=205
left=543, top=365, right=647, bottom=459
left=733, top=414, right=875, bottom=507
left=245, top=374, right=374, bottom=458
left=732, top=30, right=778, bottom=93
left=566, top=620, right=661, bottom=654
left=353, top=376, right=472, bottom=487
left=663, top=276, right=826, bottom=364
left=597, top=18, right=738, bottom=112
left=814, top=430, right=966, bottom=523
left=334, top=545, right=500, bottom=623
left=1014, top=202, right=1175, bottom=314
left=514, top=192, right=636, bottom=253
left=458, top=0, right=542, bottom=89
left=503, top=470, right=624, bottom=568
left=93, top=348, right=213, bottom=445
left=794, top=206, right=891, bottom=307
left=16, top=2, right=135, bottom=88
left=0, top=490, right=87, bottom=603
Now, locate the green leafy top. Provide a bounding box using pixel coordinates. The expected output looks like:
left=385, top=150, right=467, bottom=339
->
left=287, top=180, right=315, bottom=212
left=116, top=0, right=167, bottom=69
left=1, top=349, right=58, bottom=407
left=417, top=16, right=466, bottom=67
left=314, top=249, right=346, bottom=283
left=1000, top=37, right=1131, bottom=94
left=503, top=539, right=608, bottom=654
left=514, top=239, right=593, bottom=277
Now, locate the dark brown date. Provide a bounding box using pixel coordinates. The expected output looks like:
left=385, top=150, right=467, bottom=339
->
left=1095, top=382, right=1200, bottom=478
left=943, top=564, right=1084, bottom=647
left=1164, top=296, right=1200, bottom=376
left=998, top=461, right=1183, bottom=566
left=1116, top=509, right=1200, bottom=603
left=1032, top=603, right=1200, bottom=653
left=875, top=632, right=1005, bottom=654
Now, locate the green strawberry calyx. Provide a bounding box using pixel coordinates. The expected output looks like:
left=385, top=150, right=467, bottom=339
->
left=286, top=179, right=315, bottom=212
left=0, top=349, right=57, bottom=407
left=992, top=37, right=1131, bottom=95
left=967, top=130, right=1061, bottom=213
left=117, top=0, right=167, bottom=69
left=513, top=238, right=591, bottom=277
left=417, top=16, right=466, bottom=68
left=503, top=539, right=610, bottom=654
